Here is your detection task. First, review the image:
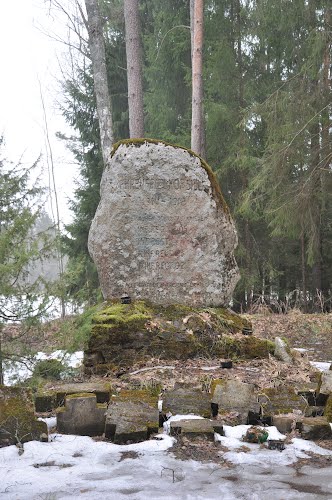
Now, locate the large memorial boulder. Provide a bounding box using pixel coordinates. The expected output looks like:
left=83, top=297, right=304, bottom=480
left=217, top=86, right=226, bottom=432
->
left=88, top=139, right=239, bottom=307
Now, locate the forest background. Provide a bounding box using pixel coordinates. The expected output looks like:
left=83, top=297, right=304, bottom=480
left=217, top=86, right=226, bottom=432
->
left=2, top=0, right=331, bottom=322
left=56, top=0, right=330, bottom=313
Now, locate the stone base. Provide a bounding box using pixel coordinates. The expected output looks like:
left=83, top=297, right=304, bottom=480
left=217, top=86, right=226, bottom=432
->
left=84, top=301, right=273, bottom=374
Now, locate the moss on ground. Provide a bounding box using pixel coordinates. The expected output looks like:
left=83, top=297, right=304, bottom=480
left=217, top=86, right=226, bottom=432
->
left=111, top=389, right=158, bottom=408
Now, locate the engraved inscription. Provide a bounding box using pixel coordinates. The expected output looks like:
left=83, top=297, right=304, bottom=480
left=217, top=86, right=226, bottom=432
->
left=89, top=141, right=239, bottom=306
left=116, top=176, right=203, bottom=191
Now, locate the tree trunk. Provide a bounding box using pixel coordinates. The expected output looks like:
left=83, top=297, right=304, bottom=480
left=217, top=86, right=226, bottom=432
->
left=124, top=0, right=144, bottom=137
left=0, top=326, right=3, bottom=385
left=84, top=0, right=113, bottom=166
left=190, top=0, right=195, bottom=60
left=301, top=231, right=308, bottom=312
left=191, top=0, right=205, bottom=157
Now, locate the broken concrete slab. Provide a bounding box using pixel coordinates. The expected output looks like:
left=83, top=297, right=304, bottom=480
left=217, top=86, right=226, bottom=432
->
left=35, top=382, right=111, bottom=413
left=56, top=393, right=106, bottom=436
left=34, top=392, right=56, bottom=413
left=297, top=416, right=332, bottom=440
left=258, top=386, right=308, bottom=417
left=105, top=401, right=159, bottom=444
left=0, top=386, right=47, bottom=446
left=162, top=388, right=211, bottom=418
left=169, top=418, right=223, bottom=440
left=170, top=419, right=214, bottom=440
left=211, top=379, right=257, bottom=424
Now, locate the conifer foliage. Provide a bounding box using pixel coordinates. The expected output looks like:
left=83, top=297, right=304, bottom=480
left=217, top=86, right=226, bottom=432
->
left=59, top=0, right=331, bottom=311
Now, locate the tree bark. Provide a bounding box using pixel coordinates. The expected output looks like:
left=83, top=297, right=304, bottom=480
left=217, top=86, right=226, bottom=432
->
left=84, top=0, right=113, bottom=166
left=191, top=0, right=205, bottom=157
left=0, top=326, right=3, bottom=385
left=301, top=231, right=308, bottom=312
left=124, top=0, right=144, bottom=138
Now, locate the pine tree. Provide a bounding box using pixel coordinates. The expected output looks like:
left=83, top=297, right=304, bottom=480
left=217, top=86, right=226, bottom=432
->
left=124, top=0, right=144, bottom=137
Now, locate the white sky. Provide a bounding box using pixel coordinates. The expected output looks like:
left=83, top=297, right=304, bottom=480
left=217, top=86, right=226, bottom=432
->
left=0, top=0, right=80, bottom=225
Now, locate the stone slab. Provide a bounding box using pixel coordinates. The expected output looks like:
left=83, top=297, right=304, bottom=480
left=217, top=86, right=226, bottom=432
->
left=105, top=400, right=159, bottom=444
left=273, top=415, right=297, bottom=434
left=56, top=393, right=106, bottom=436
left=162, top=388, right=211, bottom=418
left=35, top=383, right=111, bottom=413
left=258, top=387, right=308, bottom=417
left=211, top=379, right=256, bottom=423
left=88, top=140, right=239, bottom=306
left=298, top=417, right=332, bottom=440
left=169, top=418, right=217, bottom=440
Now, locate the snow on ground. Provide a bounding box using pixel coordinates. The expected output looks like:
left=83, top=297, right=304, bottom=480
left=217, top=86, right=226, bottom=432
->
left=1, top=419, right=332, bottom=499
left=310, top=361, right=332, bottom=371
left=3, top=351, right=84, bottom=386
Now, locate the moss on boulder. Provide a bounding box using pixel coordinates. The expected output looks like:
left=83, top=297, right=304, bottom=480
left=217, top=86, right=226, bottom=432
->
left=84, top=300, right=273, bottom=374
left=0, top=386, right=47, bottom=446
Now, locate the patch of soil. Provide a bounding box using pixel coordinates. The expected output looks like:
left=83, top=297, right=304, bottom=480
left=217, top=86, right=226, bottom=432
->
left=118, top=451, right=140, bottom=461
left=169, top=436, right=233, bottom=467
left=292, top=452, right=332, bottom=471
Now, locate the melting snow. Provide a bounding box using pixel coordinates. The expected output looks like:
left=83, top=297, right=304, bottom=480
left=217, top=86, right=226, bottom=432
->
left=1, top=422, right=332, bottom=499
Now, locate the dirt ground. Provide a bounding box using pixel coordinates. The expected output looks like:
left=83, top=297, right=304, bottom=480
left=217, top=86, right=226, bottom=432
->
left=245, top=310, right=332, bottom=362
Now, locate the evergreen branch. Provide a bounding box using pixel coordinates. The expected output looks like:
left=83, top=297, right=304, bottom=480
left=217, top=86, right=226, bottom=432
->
left=278, top=104, right=330, bottom=155
left=260, top=66, right=313, bottom=107
left=155, top=25, right=190, bottom=61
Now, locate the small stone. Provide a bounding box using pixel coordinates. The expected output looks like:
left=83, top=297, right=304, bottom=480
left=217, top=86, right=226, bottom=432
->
left=268, top=440, right=285, bottom=451
left=319, top=371, right=332, bottom=395
left=274, top=337, right=293, bottom=364
left=220, top=360, right=233, bottom=369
